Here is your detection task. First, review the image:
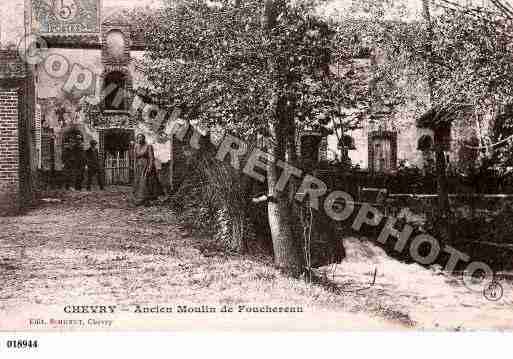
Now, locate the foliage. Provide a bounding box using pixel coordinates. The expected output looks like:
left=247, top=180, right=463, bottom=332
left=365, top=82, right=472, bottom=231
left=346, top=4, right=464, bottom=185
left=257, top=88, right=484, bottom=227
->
left=140, top=0, right=378, bottom=267
left=429, top=10, right=513, bottom=113
left=142, top=0, right=372, bottom=139
left=489, top=103, right=513, bottom=169
left=334, top=0, right=513, bottom=173
left=423, top=201, right=513, bottom=271
left=340, top=1, right=513, bottom=115
left=79, top=100, right=101, bottom=127
left=331, top=11, right=426, bottom=129
left=167, top=131, right=267, bottom=253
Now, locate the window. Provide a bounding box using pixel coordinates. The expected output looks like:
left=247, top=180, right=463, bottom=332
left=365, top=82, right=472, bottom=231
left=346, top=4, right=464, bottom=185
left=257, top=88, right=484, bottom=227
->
left=105, top=30, right=126, bottom=60
left=373, top=139, right=391, bottom=172
left=301, top=134, right=322, bottom=163
left=103, top=71, right=127, bottom=111
left=368, top=131, right=397, bottom=173
left=433, top=124, right=451, bottom=151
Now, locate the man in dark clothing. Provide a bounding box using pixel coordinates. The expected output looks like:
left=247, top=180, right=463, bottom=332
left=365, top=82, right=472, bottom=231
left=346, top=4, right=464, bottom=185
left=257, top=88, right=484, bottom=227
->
left=63, top=132, right=86, bottom=190
left=73, top=134, right=86, bottom=190
left=85, top=140, right=104, bottom=191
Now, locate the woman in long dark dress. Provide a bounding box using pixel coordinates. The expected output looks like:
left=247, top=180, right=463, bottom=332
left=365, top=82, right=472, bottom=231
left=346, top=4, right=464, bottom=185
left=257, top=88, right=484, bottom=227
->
left=132, top=134, right=163, bottom=205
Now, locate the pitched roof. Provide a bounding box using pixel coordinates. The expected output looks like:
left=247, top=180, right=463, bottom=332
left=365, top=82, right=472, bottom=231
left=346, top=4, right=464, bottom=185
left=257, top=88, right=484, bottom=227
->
left=416, top=104, right=473, bottom=129
left=103, top=7, right=156, bottom=48
left=102, top=7, right=134, bottom=25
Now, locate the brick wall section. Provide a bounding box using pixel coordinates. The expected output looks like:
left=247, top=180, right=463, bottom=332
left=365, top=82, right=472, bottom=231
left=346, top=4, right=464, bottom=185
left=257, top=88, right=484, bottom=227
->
left=20, top=73, right=37, bottom=208
left=35, top=105, right=42, bottom=168
left=0, top=90, right=20, bottom=215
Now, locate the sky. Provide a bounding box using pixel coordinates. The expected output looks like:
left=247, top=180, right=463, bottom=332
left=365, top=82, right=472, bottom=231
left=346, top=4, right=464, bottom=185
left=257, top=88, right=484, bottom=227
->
left=38, top=0, right=513, bottom=18
left=103, top=0, right=164, bottom=7
left=100, top=0, right=424, bottom=21
left=99, top=0, right=424, bottom=21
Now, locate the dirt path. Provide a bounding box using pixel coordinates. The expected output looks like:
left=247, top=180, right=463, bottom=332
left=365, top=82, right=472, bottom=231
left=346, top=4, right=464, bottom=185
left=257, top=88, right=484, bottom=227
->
left=0, top=187, right=406, bottom=331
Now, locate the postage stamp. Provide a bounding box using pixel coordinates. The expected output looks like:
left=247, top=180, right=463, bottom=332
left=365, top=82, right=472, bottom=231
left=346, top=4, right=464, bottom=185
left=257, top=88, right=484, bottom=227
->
left=31, top=0, right=101, bottom=34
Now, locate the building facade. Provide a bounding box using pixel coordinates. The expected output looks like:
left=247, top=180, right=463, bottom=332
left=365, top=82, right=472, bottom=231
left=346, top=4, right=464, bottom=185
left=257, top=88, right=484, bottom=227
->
left=325, top=55, right=482, bottom=174
left=35, top=7, right=170, bottom=187
left=0, top=0, right=493, bottom=215
left=0, top=1, right=169, bottom=214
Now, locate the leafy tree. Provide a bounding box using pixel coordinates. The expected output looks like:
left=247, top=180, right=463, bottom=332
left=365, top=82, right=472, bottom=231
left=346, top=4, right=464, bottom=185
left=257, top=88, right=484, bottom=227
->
left=489, top=103, right=513, bottom=172
left=340, top=0, right=513, bottom=205
left=142, top=0, right=371, bottom=275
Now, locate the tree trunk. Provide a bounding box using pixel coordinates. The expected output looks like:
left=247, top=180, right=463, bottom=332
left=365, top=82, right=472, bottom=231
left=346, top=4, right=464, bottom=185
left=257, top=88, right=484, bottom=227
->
left=435, top=149, right=450, bottom=215
left=423, top=0, right=450, bottom=217
left=263, top=0, right=304, bottom=277
left=267, top=114, right=304, bottom=276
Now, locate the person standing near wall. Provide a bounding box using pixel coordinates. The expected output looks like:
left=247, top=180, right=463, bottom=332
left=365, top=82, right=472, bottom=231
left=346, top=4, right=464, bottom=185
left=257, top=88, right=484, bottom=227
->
left=62, top=129, right=85, bottom=191
left=62, top=140, right=73, bottom=190
left=131, top=134, right=163, bottom=206
left=72, top=133, right=86, bottom=191
left=85, top=139, right=104, bottom=191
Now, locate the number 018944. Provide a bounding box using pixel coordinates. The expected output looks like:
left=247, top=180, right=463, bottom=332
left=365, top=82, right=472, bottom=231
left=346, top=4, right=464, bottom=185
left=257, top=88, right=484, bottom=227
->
left=6, top=340, right=39, bottom=349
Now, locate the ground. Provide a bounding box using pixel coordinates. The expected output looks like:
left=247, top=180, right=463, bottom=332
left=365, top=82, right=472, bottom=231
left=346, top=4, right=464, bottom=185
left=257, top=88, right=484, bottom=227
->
left=0, top=187, right=511, bottom=330
left=322, top=238, right=513, bottom=330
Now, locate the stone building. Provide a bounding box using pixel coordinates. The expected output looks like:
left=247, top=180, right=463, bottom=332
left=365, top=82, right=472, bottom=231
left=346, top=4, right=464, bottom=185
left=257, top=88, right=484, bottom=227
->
left=0, top=1, right=169, bottom=214
left=35, top=6, right=170, bottom=187
left=324, top=53, right=483, bottom=174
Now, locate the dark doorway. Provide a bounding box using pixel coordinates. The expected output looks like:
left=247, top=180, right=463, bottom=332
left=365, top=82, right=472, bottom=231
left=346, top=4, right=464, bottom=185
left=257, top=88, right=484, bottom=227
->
left=104, top=129, right=132, bottom=154
left=301, top=134, right=321, bottom=171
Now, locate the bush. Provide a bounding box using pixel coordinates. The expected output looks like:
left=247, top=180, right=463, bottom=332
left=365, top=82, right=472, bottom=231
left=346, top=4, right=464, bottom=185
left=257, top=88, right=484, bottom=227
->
left=168, top=132, right=270, bottom=254
left=422, top=204, right=513, bottom=271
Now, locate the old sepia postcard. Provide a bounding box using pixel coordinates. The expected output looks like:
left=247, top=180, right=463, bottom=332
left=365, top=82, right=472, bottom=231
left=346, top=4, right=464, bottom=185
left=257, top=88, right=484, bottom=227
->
left=1, top=0, right=513, bottom=342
